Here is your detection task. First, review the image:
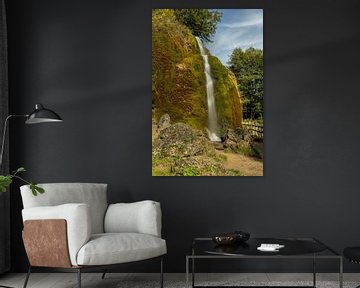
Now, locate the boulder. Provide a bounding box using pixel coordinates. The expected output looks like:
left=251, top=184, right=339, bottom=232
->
left=157, top=114, right=171, bottom=130
left=153, top=122, right=214, bottom=158
left=223, top=128, right=254, bottom=151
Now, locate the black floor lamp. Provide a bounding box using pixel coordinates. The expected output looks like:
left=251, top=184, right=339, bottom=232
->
left=0, top=103, right=62, bottom=288
left=0, top=103, right=63, bottom=167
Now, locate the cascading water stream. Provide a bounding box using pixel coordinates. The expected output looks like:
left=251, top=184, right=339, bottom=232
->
left=195, top=36, right=221, bottom=142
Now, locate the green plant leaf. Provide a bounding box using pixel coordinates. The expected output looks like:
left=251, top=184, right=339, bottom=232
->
left=0, top=175, right=13, bottom=192
left=30, top=182, right=38, bottom=196
left=29, top=182, right=44, bottom=196
left=15, top=167, right=26, bottom=173
left=35, top=185, right=45, bottom=194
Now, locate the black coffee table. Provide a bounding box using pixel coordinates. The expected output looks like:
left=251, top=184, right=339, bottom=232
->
left=186, top=237, right=343, bottom=288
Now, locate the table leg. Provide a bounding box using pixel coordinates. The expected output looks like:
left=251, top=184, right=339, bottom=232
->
left=186, top=257, right=189, bottom=288
left=192, top=257, right=195, bottom=288
left=339, top=257, right=343, bottom=288
left=192, top=246, right=195, bottom=288
left=313, top=254, right=316, bottom=287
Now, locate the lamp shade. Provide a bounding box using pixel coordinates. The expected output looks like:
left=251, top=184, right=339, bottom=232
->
left=25, top=104, right=63, bottom=124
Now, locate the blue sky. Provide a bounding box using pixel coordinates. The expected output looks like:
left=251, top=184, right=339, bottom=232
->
left=207, top=9, right=263, bottom=65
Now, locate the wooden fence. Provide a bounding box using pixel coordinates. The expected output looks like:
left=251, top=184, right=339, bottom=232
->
left=242, top=123, right=263, bottom=139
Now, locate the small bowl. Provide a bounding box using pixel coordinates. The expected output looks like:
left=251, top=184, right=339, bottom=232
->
left=212, top=234, right=237, bottom=245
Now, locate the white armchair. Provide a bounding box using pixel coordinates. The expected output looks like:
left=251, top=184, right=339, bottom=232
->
left=20, top=183, right=166, bottom=288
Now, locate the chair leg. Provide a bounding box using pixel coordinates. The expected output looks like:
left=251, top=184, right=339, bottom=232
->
left=160, top=257, right=164, bottom=288
left=77, top=269, right=81, bottom=288
left=23, top=266, right=31, bottom=288
left=101, top=270, right=107, bottom=279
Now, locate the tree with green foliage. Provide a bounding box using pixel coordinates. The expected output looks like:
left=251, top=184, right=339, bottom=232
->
left=173, top=9, right=222, bottom=42
left=228, top=47, right=263, bottom=120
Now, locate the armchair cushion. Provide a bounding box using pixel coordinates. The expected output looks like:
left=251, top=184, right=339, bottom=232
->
left=22, top=203, right=91, bottom=266
left=76, top=233, right=167, bottom=266
left=21, top=183, right=108, bottom=234
left=104, top=200, right=162, bottom=237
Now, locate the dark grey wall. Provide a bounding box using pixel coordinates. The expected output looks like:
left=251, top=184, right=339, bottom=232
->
left=6, top=0, right=360, bottom=272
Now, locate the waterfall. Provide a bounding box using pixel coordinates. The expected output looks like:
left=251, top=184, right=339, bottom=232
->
left=195, top=37, right=221, bottom=142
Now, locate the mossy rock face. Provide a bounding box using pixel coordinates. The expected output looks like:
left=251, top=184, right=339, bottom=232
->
left=152, top=10, right=207, bottom=130
left=208, top=56, right=242, bottom=136
left=152, top=10, right=242, bottom=134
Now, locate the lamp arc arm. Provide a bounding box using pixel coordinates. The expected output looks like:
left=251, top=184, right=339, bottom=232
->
left=0, top=114, right=28, bottom=169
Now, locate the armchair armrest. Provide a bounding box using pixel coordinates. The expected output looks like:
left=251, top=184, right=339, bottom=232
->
left=104, top=200, right=162, bottom=237
left=22, top=203, right=91, bottom=266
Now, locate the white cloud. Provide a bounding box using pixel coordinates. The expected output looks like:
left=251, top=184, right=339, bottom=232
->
left=207, top=9, right=263, bottom=65
left=220, top=18, right=263, bottom=29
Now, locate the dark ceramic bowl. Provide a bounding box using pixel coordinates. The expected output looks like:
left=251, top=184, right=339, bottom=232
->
left=212, top=234, right=237, bottom=245
left=212, top=231, right=250, bottom=246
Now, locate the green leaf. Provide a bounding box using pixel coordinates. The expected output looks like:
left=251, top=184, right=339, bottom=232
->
left=35, top=186, right=45, bottom=194
left=29, top=182, right=44, bottom=196
left=0, top=168, right=44, bottom=196
left=0, top=175, right=13, bottom=192
left=16, top=167, right=26, bottom=173
left=12, top=167, right=26, bottom=176
left=30, top=182, right=38, bottom=196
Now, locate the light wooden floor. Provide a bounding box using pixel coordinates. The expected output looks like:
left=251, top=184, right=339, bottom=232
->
left=0, top=273, right=359, bottom=288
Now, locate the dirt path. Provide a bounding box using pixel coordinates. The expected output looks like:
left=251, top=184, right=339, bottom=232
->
left=216, top=150, right=263, bottom=176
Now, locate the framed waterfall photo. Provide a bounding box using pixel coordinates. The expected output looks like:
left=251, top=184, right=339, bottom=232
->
left=152, top=9, right=263, bottom=176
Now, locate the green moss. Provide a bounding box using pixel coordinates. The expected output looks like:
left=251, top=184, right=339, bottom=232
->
left=152, top=11, right=207, bottom=130
left=208, top=55, right=242, bottom=136
left=152, top=10, right=242, bottom=134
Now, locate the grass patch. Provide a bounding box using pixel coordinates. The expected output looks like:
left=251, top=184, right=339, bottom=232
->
left=152, top=156, right=173, bottom=176
left=225, top=146, right=262, bottom=159
left=211, top=152, right=227, bottom=163
left=152, top=154, right=243, bottom=176
left=227, top=169, right=244, bottom=176
left=152, top=167, right=171, bottom=176
left=178, top=166, right=200, bottom=176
